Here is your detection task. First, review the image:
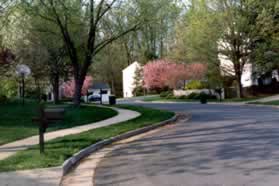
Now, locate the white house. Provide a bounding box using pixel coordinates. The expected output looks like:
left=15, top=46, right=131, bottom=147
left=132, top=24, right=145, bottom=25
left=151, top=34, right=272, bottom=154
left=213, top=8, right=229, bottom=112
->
left=219, top=54, right=258, bottom=87
left=218, top=38, right=279, bottom=88
left=219, top=53, right=279, bottom=88
left=122, top=61, right=142, bottom=98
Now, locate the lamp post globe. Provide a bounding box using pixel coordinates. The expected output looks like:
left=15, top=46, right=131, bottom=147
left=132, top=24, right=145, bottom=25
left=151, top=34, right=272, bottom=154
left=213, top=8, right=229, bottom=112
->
left=16, top=64, right=31, bottom=105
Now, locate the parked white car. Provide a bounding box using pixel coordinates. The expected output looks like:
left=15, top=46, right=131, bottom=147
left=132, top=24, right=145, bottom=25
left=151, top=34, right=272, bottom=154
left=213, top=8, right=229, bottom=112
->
left=88, top=93, right=101, bottom=102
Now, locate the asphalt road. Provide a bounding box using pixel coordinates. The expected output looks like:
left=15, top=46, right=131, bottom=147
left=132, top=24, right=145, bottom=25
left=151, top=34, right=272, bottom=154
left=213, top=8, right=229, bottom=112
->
left=94, top=103, right=279, bottom=186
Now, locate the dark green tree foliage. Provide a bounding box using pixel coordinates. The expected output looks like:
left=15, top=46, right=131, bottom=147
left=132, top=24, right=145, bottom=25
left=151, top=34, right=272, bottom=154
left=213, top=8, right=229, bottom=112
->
left=126, top=0, right=182, bottom=62
left=217, top=0, right=253, bottom=98
left=91, top=41, right=127, bottom=97
left=247, top=0, right=279, bottom=72
left=132, top=65, right=144, bottom=96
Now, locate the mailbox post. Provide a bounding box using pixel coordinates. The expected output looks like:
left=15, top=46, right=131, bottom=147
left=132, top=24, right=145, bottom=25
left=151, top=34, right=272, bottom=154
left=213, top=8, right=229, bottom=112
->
left=33, top=106, right=65, bottom=154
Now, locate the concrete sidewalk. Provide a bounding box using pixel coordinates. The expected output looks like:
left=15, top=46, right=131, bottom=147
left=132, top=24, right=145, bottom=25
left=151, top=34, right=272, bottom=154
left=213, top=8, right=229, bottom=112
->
left=253, top=94, right=279, bottom=103
left=0, top=107, right=140, bottom=160
left=0, top=167, right=62, bottom=186
left=0, top=107, right=140, bottom=186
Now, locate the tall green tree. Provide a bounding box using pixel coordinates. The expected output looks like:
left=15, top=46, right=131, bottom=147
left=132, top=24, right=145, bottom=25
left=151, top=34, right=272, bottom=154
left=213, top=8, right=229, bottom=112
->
left=91, top=41, right=127, bottom=97
left=217, top=0, right=253, bottom=98
left=173, top=0, right=258, bottom=98
left=247, top=0, right=279, bottom=72
left=134, top=0, right=181, bottom=61
left=21, top=0, right=140, bottom=105
left=172, top=0, right=221, bottom=63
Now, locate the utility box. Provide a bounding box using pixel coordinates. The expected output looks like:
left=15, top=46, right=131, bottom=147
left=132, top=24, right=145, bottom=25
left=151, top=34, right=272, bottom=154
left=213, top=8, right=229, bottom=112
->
left=109, top=95, right=116, bottom=105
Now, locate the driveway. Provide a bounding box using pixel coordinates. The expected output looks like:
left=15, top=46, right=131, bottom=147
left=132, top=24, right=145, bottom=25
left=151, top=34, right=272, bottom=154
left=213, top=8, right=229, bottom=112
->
left=94, top=103, right=279, bottom=186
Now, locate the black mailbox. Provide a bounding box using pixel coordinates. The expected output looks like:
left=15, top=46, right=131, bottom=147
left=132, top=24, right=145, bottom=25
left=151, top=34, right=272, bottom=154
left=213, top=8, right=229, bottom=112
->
left=32, top=106, right=65, bottom=154
left=44, top=108, right=65, bottom=122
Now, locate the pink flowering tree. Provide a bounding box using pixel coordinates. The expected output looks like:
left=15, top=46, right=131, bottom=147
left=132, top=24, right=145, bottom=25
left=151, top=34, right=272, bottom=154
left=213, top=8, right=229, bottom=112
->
left=143, top=59, right=207, bottom=91
left=63, top=76, right=93, bottom=98
left=187, top=63, right=207, bottom=80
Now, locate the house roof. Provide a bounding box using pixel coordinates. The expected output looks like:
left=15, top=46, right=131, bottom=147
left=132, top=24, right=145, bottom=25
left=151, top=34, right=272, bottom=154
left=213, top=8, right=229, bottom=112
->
left=122, top=61, right=141, bottom=72
left=90, top=82, right=110, bottom=90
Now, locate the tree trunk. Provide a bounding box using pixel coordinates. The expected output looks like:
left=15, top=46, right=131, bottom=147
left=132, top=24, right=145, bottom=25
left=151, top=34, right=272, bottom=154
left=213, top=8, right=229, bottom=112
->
left=52, top=74, right=60, bottom=105
left=34, top=78, right=41, bottom=103
left=73, top=73, right=87, bottom=106
left=111, top=79, right=115, bottom=95
left=73, top=78, right=83, bottom=106
left=236, top=73, right=244, bottom=98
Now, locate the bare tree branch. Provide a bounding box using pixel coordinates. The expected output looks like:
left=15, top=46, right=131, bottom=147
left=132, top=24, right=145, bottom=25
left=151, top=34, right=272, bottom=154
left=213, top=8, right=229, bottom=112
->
left=94, top=0, right=117, bottom=27
left=93, top=23, right=140, bottom=56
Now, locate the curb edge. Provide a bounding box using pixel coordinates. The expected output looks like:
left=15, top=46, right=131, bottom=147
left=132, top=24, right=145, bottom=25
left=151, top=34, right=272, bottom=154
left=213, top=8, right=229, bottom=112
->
left=61, top=113, right=181, bottom=178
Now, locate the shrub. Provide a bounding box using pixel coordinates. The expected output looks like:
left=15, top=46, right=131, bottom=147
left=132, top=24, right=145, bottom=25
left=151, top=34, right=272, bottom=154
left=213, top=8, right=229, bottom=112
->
left=25, top=89, right=39, bottom=99
left=200, top=92, right=208, bottom=104
left=187, top=92, right=200, bottom=99
left=166, top=94, right=176, bottom=99
left=0, top=95, right=8, bottom=103
left=160, top=91, right=172, bottom=98
left=178, top=95, right=188, bottom=99
left=187, top=92, right=217, bottom=100
left=186, top=80, right=206, bottom=90
left=133, top=87, right=144, bottom=97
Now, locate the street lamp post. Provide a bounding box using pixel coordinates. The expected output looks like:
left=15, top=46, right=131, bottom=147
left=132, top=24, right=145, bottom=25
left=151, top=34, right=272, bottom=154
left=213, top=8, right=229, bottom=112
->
left=16, top=64, right=31, bottom=105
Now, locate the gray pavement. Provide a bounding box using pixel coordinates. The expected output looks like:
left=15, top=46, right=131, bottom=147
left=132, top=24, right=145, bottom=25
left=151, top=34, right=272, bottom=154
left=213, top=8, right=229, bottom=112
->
left=94, top=103, right=279, bottom=186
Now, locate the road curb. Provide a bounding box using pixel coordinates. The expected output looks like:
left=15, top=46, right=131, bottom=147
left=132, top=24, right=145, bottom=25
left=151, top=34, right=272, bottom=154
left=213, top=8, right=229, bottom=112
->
left=61, top=113, right=179, bottom=177
left=210, top=102, right=279, bottom=109
left=142, top=100, right=279, bottom=109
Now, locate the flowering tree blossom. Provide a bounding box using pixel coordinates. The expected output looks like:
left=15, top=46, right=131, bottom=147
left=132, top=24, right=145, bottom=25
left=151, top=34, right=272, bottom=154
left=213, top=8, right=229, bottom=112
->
left=143, top=59, right=207, bottom=90
left=187, top=63, right=207, bottom=80
left=63, top=76, right=93, bottom=98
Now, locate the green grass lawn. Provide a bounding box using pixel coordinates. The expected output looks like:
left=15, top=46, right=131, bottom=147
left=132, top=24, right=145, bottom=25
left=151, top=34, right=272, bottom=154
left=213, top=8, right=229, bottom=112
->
left=143, top=95, right=263, bottom=103
left=222, top=97, right=264, bottom=102
left=248, top=100, right=279, bottom=106
left=0, top=101, right=117, bottom=145
left=143, top=96, right=220, bottom=103
left=0, top=105, right=174, bottom=172
left=143, top=96, right=200, bottom=102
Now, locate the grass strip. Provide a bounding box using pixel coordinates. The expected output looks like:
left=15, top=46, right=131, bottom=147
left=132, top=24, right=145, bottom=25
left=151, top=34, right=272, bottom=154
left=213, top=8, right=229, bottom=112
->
left=248, top=100, right=279, bottom=106
left=0, top=101, right=117, bottom=145
left=143, top=95, right=263, bottom=103
left=0, top=105, right=174, bottom=172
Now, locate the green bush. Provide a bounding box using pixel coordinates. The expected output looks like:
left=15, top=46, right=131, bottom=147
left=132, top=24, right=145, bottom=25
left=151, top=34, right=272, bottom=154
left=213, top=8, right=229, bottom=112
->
left=187, top=92, right=200, bottom=99
left=0, top=79, right=18, bottom=98
left=0, top=95, right=8, bottom=103
left=160, top=91, right=173, bottom=98
left=187, top=92, right=217, bottom=100
left=133, top=87, right=144, bottom=97
left=166, top=94, right=176, bottom=99
left=178, top=95, right=188, bottom=99
left=186, top=80, right=206, bottom=90
left=200, top=92, right=208, bottom=104
left=25, top=89, right=40, bottom=99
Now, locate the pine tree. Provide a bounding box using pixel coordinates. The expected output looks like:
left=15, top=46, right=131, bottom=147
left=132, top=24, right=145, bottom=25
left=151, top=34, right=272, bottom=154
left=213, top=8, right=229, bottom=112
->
left=133, top=65, right=144, bottom=97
